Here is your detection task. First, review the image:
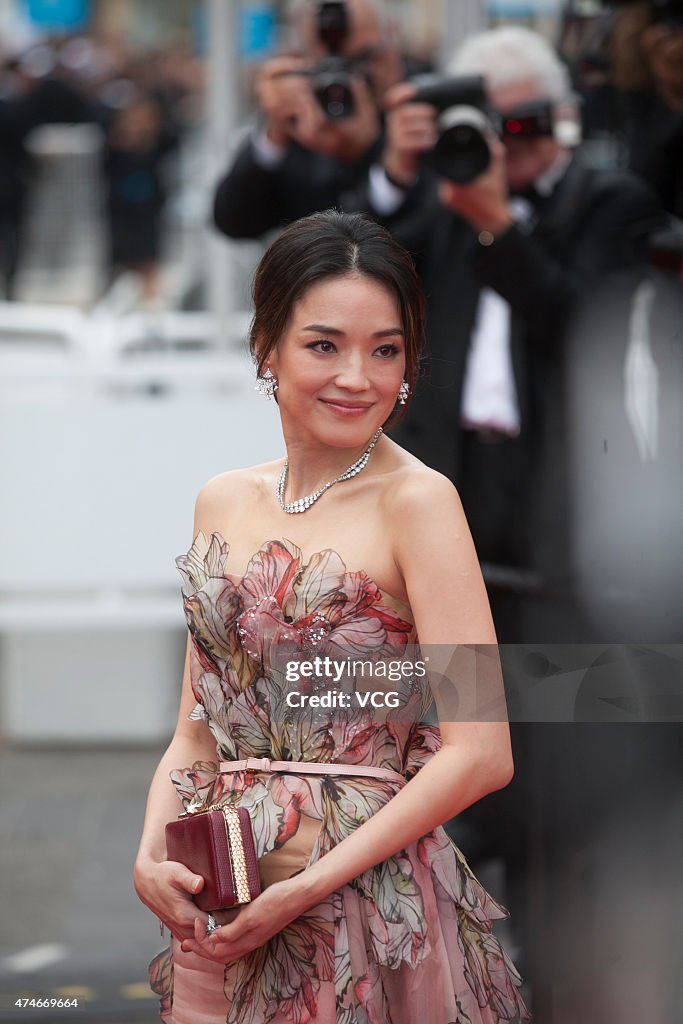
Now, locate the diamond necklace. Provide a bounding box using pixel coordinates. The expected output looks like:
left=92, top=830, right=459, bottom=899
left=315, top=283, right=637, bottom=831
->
left=276, top=428, right=383, bottom=514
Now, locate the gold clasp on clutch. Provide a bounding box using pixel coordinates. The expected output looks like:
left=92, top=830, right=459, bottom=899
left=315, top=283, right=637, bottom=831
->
left=179, top=794, right=229, bottom=819
left=179, top=794, right=209, bottom=818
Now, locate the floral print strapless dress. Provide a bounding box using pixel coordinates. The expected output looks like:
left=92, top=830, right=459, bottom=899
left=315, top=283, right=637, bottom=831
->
left=149, top=532, right=531, bottom=1024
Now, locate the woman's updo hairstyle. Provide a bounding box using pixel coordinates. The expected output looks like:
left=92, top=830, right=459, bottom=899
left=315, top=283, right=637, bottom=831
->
left=249, top=210, right=424, bottom=422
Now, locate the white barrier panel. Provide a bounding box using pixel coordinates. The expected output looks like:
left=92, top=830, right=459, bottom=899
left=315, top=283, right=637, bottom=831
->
left=0, top=311, right=281, bottom=742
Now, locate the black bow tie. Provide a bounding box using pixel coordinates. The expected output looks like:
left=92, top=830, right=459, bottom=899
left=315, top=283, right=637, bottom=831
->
left=510, top=184, right=545, bottom=204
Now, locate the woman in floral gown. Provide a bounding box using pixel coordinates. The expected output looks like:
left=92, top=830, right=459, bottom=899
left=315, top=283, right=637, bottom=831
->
left=134, top=210, right=531, bottom=1024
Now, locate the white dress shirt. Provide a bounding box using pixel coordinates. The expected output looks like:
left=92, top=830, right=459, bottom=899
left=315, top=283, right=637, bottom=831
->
left=461, top=154, right=571, bottom=434
left=368, top=153, right=573, bottom=434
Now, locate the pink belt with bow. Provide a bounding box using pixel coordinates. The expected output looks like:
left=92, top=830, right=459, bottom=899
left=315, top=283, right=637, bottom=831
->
left=218, top=757, right=405, bottom=786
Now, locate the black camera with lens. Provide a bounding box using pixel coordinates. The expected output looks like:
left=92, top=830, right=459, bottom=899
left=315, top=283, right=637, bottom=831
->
left=412, top=75, right=556, bottom=183
left=310, top=1, right=359, bottom=119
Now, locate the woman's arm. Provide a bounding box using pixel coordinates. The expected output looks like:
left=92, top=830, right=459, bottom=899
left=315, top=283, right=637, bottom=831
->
left=186, top=470, right=514, bottom=960
left=133, top=636, right=220, bottom=941
left=134, top=488, right=223, bottom=940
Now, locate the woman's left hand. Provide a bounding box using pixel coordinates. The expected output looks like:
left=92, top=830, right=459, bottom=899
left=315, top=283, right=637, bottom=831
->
left=179, top=877, right=310, bottom=963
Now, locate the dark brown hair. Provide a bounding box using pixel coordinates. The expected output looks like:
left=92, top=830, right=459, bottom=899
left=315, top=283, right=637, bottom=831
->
left=249, top=210, right=425, bottom=422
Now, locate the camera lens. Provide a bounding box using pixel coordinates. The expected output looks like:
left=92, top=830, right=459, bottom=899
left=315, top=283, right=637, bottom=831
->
left=433, top=126, right=490, bottom=183
left=326, top=83, right=349, bottom=118
left=431, top=106, right=493, bottom=183
left=312, top=68, right=355, bottom=118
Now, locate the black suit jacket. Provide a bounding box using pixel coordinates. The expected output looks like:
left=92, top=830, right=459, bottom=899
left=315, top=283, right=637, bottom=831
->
left=386, top=157, right=663, bottom=477
left=213, top=134, right=382, bottom=240
left=371, top=156, right=665, bottom=584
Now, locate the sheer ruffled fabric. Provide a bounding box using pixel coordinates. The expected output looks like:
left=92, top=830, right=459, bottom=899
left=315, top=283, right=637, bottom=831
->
left=151, top=531, right=531, bottom=1024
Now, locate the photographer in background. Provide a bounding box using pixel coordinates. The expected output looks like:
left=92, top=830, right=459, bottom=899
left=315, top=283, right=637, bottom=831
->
left=0, top=47, right=95, bottom=298
left=566, top=0, right=683, bottom=276
left=213, top=0, right=404, bottom=240
left=354, top=35, right=667, bottom=1006
left=355, top=26, right=663, bottom=643
left=568, top=0, right=683, bottom=220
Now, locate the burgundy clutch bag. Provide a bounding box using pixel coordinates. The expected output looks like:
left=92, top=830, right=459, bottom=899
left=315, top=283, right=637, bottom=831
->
left=165, top=801, right=261, bottom=912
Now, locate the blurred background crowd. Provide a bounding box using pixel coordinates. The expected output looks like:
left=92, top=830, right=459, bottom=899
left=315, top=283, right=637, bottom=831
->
left=0, top=2, right=681, bottom=1023
left=0, top=0, right=204, bottom=306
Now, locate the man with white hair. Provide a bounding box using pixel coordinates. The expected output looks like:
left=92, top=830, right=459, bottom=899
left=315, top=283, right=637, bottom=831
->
left=213, top=0, right=404, bottom=239
left=363, top=25, right=663, bottom=640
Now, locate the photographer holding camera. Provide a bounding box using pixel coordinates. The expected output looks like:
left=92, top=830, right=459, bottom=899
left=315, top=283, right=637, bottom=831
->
left=570, top=1, right=683, bottom=209
left=349, top=35, right=669, bottom=1002
left=357, top=26, right=663, bottom=642
left=213, top=0, right=404, bottom=240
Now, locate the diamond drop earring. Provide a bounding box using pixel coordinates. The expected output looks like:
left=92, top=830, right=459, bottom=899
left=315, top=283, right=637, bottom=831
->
left=255, top=367, right=278, bottom=399
left=398, top=380, right=410, bottom=405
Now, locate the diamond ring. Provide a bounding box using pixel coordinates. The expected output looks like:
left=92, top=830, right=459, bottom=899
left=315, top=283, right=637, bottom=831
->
left=206, top=913, right=220, bottom=934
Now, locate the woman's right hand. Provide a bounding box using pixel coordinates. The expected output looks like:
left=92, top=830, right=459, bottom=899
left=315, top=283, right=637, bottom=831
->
left=134, top=856, right=208, bottom=941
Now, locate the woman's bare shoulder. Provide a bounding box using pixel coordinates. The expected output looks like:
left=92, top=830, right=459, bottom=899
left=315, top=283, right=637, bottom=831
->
left=194, top=460, right=282, bottom=524
left=380, top=441, right=463, bottom=519
left=380, top=444, right=490, bottom=643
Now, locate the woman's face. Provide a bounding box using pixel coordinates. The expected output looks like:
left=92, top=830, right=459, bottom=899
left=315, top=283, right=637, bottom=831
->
left=265, top=273, right=406, bottom=449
